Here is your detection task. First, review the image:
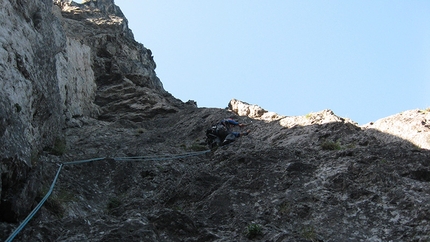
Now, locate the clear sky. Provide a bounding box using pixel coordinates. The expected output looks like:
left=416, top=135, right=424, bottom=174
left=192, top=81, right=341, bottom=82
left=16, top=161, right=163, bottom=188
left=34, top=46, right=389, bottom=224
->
left=114, top=1, right=430, bottom=125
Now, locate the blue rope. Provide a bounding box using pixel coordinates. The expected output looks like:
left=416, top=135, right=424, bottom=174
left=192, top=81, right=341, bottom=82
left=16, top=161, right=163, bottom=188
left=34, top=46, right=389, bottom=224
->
left=62, top=157, right=106, bottom=165
left=113, top=150, right=210, bottom=162
left=5, top=164, right=63, bottom=242
left=5, top=150, right=210, bottom=241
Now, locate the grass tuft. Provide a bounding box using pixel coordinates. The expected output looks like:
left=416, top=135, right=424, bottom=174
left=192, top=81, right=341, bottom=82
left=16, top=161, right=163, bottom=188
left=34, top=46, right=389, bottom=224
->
left=321, top=140, right=341, bottom=150
left=245, top=223, right=263, bottom=239
left=51, top=137, right=67, bottom=156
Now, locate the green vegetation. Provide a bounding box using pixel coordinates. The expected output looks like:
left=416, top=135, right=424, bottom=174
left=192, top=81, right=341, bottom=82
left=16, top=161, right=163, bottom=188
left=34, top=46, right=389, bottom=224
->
left=182, top=141, right=208, bottom=151
left=245, top=223, right=263, bottom=239
left=37, top=187, right=75, bottom=218
left=51, top=137, right=67, bottom=156
left=188, top=142, right=208, bottom=151
left=56, top=189, right=76, bottom=202
left=279, top=201, right=291, bottom=214
left=31, top=149, right=39, bottom=166
left=301, top=225, right=317, bottom=241
left=173, top=205, right=183, bottom=211
left=107, top=196, right=122, bottom=212
left=412, top=143, right=422, bottom=150
left=419, top=107, right=430, bottom=114
left=45, top=198, right=65, bottom=218
left=320, top=140, right=342, bottom=150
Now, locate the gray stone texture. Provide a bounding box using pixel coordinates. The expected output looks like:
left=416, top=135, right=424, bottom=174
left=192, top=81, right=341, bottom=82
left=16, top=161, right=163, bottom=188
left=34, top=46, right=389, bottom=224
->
left=1, top=1, right=429, bottom=241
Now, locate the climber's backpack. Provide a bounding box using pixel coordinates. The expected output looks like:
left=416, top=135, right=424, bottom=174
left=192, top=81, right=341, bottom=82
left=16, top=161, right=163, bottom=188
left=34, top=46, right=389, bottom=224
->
left=206, top=125, right=220, bottom=148
left=215, top=123, right=229, bottom=139
left=206, top=122, right=236, bottom=148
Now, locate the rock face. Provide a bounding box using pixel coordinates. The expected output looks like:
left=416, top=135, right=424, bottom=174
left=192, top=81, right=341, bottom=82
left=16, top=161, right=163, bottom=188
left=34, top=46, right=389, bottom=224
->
left=0, top=0, right=67, bottom=223
left=0, top=0, right=181, bottom=224
left=55, top=0, right=183, bottom=122
left=1, top=1, right=430, bottom=241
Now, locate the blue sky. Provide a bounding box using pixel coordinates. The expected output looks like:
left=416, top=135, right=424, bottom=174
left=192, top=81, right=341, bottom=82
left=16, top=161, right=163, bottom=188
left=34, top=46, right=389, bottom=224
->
left=115, top=1, right=430, bottom=124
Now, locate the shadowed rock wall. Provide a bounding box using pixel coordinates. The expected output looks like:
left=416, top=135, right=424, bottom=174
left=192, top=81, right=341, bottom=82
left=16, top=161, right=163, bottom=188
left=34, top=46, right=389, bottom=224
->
left=0, top=0, right=67, bottom=222
left=0, top=0, right=182, bottom=222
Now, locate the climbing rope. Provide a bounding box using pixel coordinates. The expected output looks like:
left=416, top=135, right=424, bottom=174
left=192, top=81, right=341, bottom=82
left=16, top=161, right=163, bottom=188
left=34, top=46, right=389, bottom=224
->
left=5, top=164, right=63, bottom=242
left=5, top=150, right=210, bottom=242
left=113, top=150, right=211, bottom=162
left=62, top=157, right=107, bottom=165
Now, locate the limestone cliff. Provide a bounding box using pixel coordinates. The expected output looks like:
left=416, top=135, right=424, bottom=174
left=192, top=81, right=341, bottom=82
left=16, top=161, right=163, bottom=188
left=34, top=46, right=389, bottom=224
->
left=0, top=0, right=181, bottom=223
left=56, top=0, right=184, bottom=122
left=0, top=0, right=67, bottom=222
left=1, top=0, right=430, bottom=241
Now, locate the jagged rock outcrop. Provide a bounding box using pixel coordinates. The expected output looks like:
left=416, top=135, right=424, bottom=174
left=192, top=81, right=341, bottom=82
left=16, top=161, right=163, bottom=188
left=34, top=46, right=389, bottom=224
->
left=1, top=0, right=430, bottom=241
left=229, top=98, right=285, bottom=121
left=363, top=109, right=430, bottom=149
left=54, top=0, right=183, bottom=122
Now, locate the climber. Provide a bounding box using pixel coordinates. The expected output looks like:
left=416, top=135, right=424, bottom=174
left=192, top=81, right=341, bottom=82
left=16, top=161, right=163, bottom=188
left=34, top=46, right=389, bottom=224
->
left=206, top=118, right=251, bottom=147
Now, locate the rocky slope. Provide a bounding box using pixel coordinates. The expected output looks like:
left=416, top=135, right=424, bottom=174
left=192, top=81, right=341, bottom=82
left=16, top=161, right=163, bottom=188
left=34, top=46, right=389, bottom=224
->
left=1, top=1, right=430, bottom=241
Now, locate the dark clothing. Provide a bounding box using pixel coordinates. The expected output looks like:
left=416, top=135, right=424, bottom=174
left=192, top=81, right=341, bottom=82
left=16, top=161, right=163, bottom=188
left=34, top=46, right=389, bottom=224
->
left=206, top=119, right=246, bottom=148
